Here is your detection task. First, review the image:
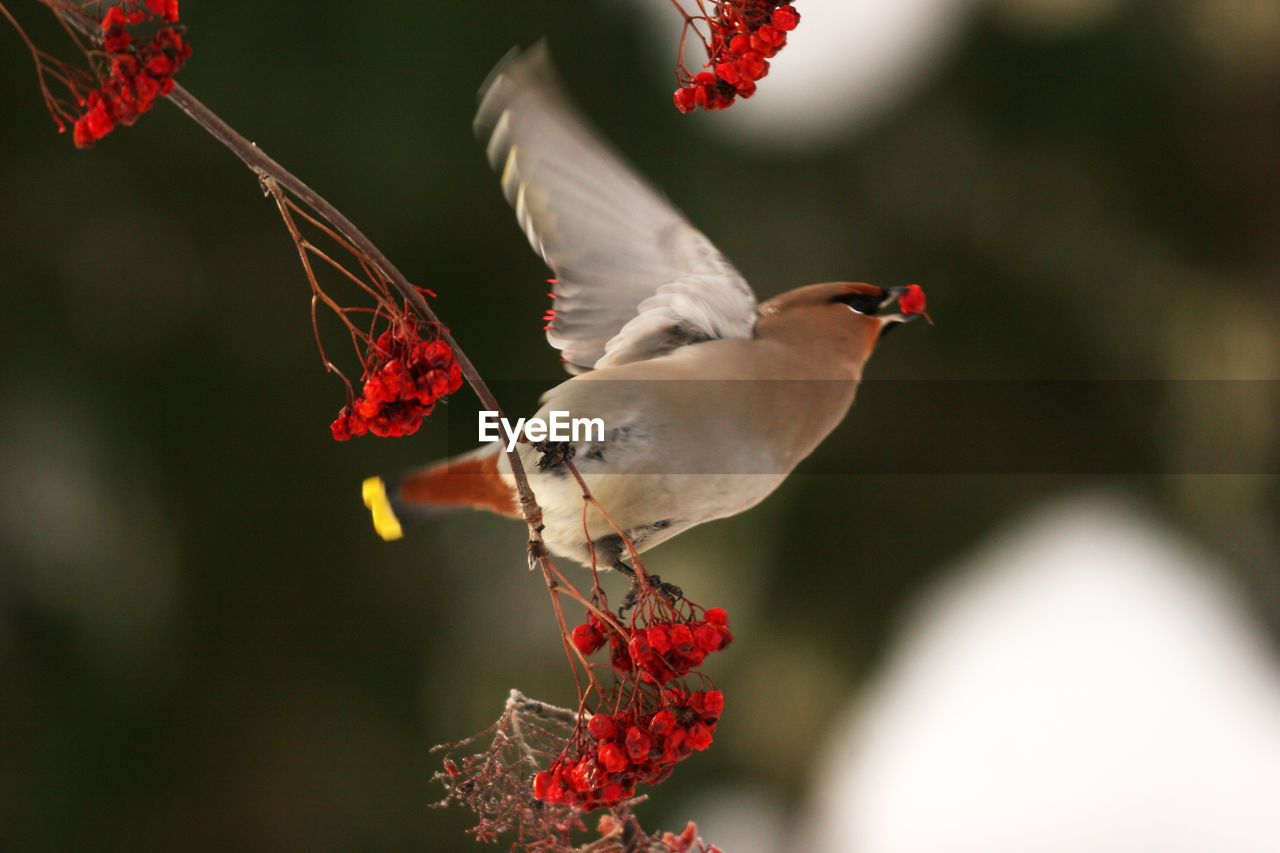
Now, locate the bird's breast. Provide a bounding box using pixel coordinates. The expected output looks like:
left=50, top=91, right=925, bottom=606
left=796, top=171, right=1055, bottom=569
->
left=500, top=341, right=861, bottom=564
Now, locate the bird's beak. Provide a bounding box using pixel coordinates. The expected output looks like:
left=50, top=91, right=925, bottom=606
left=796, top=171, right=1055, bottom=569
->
left=878, top=285, right=931, bottom=326
left=879, top=286, right=910, bottom=312
left=875, top=285, right=931, bottom=338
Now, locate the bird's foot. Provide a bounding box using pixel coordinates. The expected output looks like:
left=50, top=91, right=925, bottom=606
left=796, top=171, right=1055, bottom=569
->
left=650, top=574, right=683, bottom=603
left=613, top=559, right=682, bottom=612
left=527, top=537, right=548, bottom=571
left=533, top=440, right=574, bottom=471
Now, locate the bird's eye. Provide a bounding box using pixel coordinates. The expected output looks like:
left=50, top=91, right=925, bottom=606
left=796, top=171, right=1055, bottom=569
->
left=836, top=291, right=883, bottom=315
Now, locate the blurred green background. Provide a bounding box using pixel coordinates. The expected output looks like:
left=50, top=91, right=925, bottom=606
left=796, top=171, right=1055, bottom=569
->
left=1, top=1, right=1277, bottom=850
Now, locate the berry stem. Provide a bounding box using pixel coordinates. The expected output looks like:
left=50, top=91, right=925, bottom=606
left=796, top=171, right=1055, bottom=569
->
left=169, top=78, right=550, bottom=546
left=563, top=458, right=650, bottom=584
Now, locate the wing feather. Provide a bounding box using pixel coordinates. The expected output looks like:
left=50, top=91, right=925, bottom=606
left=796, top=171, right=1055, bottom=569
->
left=474, top=43, right=758, bottom=373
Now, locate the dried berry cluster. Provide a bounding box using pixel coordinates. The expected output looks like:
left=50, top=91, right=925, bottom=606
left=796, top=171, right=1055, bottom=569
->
left=73, top=1, right=190, bottom=147
left=430, top=690, right=589, bottom=848
left=673, top=1, right=800, bottom=113
left=651, top=821, right=726, bottom=853
left=534, top=606, right=733, bottom=810
left=330, top=320, right=463, bottom=440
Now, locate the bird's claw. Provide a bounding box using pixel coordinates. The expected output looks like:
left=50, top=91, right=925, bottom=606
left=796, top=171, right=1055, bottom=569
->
left=533, top=440, right=574, bottom=471
left=614, top=560, right=682, bottom=613
left=649, top=573, right=683, bottom=603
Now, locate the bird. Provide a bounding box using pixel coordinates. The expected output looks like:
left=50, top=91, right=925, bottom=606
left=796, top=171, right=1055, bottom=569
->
left=362, top=43, right=928, bottom=574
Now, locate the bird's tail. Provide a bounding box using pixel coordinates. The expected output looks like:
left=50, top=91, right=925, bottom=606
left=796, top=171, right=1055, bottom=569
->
left=362, top=446, right=519, bottom=540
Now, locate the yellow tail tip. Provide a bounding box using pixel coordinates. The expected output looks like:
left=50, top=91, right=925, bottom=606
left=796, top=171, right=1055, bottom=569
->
left=362, top=477, right=403, bottom=541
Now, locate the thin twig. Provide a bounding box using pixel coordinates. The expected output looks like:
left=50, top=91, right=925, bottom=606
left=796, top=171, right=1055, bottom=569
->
left=187, top=83, right=551, bottom=541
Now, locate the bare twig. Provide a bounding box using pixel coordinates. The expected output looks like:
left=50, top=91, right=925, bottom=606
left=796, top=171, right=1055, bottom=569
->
left=50, top=2, right=563, bottom=533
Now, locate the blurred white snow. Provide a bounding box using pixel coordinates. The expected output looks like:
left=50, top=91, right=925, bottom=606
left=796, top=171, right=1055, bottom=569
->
left=802, top=493, right=1280, bottom=852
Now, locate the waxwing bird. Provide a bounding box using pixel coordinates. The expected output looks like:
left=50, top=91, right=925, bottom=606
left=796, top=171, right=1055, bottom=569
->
left=362, top=44, right=927, bottom=570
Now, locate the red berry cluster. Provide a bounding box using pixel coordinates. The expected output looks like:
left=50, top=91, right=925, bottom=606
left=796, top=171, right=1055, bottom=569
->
left=573, top=608, right=733, bottom=685
left=539, top=606, right=733, bottom=809
left=73, top=1, right=190, bottom=147
left=673, top=2, right=800, bottom=113
left=330, top=321, right=463, bottom=440
left=533, top=686, right=725, bottom=810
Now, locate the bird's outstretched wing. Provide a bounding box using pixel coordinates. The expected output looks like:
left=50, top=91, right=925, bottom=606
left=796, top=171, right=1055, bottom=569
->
left=474, top=43, right=758, bottom=374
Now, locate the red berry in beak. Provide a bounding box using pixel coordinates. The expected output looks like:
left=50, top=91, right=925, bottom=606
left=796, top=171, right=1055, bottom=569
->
left=898, top=284, right=927, bottom=316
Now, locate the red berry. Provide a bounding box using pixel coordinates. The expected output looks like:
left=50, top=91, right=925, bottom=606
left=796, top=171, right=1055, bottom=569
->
left=649, top=710, right=677, bottom=735
left=663, top=726, right=692, bottom=761
left=598, top=742, right=629, bottom=773
left=737, top=53, right=768, bottom=80
left=625, top=726, right=652, bottom=761
left=533, top=770, right=558, bottom=802
left=588, top=713, right=616, bottom=740
left=647, top=623, right=672, bottom=654
left=143, top=50, right=177, bottom=77
left=330, top=414, right=353, bottom=441
left=693, top=622, right=722, bottom=652
left=898, top=284, right=928, bottom=316
left=670, top=624, right=695, bottom=655
left=756, top=25, right=785, bottom=47
left=772, top=5, right=800, bottom=31
left=72, top=96, right=115, bottom=148
left=572, top=622, right=605, bottom=655
left=566, top=758, right=592, bottom=792
left=101, top=5, right=127, bottom=31
left=103, top=28, right=131, bottom=52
